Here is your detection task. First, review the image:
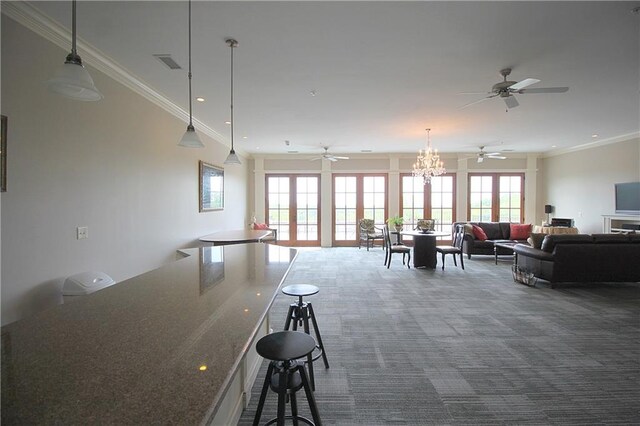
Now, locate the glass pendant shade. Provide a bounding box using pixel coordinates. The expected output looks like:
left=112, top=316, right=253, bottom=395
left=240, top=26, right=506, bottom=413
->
left=224, top=149, right=241, bottom=165
left=178, top=124, right=204, bottom=148
left=47, top=61, right=102, bottom=101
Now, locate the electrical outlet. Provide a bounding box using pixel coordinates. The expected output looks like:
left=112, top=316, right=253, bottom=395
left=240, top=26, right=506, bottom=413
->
left=77, top=226, right=88, bottom=240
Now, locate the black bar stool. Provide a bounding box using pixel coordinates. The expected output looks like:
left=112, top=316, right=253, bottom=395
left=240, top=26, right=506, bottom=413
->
left=253, top=331, right=322, bottom=426
left=282, top=284, right=330, bottom=390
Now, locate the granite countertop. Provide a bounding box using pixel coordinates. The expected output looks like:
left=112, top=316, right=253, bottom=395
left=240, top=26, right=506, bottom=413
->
left=1, top=244, right=297, bottom=425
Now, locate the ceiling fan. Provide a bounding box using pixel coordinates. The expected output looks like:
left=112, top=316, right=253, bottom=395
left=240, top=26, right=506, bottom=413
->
left=476, top=146, right=506, bottom=163
left=461, top=68, right=569, bottom=110
left=309, top=147, right=349, bottom=162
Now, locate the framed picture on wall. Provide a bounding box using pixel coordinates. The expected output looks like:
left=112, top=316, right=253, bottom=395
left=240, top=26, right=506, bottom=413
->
left=1, top=115, right=6, bottom=192
left=199, top=160, right=224, bottom=212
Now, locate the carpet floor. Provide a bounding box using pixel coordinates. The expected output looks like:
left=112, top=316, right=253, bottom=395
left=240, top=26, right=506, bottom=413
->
left=238, top=247, right=640, bottom=425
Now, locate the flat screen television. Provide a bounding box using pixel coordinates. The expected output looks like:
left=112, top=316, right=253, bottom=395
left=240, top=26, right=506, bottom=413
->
left=614, top=182, right=640, bottom=215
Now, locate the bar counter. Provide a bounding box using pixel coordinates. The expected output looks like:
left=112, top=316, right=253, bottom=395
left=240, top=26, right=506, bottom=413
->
left=1, top=243, right=297, bottom=425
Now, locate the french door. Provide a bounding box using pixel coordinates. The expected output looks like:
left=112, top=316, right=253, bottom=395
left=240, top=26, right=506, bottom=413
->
left=266, top=174, right=320, bottom=246
left=468, top=173, right=524, bottom=222
left=400, top=173, right=456, bottom=234
left=333, top=174, right=387, bottom=247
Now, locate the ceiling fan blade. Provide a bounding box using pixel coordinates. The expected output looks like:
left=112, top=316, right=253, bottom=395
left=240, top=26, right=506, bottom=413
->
left=461, top=95, right=496, bottom=109
left=508, top=78, right=540, bottom=91
left=309, top=157, right=322, bottom=162
left=458, top=91, right=491, bottom=95
left=504, top=96, right=519, bottom=109
left=333, top=156, right=350, bottom=160
left=327, top=157, right=338, bottom=162
left=485, top=152, right=502, bottom=156
left=487, top=155, right=507, bottom=160
left=519, top=87, right=569, bottom=94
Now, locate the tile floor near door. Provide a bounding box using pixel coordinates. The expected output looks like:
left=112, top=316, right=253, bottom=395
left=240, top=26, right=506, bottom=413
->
left=238, top=247, right=640, bottom=425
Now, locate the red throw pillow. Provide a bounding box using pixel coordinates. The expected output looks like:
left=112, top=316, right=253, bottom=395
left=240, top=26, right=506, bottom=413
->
left=254, top=223, right=270, bottom=230
left=472, top=225, right=488, bottom=241
left=510, top=223, right=531, bottom=240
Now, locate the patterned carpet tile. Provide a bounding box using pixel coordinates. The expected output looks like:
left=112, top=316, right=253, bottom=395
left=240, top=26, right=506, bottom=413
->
left=238, top=247, right=640, bottom=425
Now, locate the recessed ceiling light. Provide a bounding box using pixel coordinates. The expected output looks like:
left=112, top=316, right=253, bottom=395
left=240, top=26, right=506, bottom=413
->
left=361, top=149, right=372, bottom=153
left=310, top=90, right=317, bottom=97
left=243, top=136, right=248, bottom=139
left=196, top=97, right=205, bottom=102
left=287, top=150, right=299, bottom=154
left=551, top=145, right=557, bottom=148
left=224, top=121, right=231, bottom=125
left=591, top=134, right=599, bottom=138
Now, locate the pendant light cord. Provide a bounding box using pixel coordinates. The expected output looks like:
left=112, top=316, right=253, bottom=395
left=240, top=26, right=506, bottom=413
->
left=71, top=0, right=77, bottom=55
left=187, top=0, right=194, bottom=127
left=230, top=40, right=235, bottom=152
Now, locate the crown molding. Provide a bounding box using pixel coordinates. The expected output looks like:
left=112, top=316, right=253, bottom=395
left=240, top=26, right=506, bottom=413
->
left=1, top=1, right=233, bottom=151
left=543, top=132, right=640, bottom=158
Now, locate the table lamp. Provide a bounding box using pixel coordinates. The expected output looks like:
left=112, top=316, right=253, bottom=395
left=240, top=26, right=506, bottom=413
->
left=544, top=205, right=553, bottom=225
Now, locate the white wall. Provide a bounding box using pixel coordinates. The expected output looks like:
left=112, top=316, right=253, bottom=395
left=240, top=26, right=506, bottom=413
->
left=1, top=16, right=248, bottom=325
left=540, top=137, right=640, bottom=234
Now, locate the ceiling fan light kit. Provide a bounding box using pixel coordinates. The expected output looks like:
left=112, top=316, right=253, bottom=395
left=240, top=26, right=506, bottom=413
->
left=178, top=0, right=204, bottom=148
left=224, top=38, right=241, bottom=165
left=46, top=0, right=102, bottom=101
left=412, top=128, right=445, bottom=185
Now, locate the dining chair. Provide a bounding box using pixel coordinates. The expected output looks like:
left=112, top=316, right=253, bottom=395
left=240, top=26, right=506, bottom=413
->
left=435, top=224, right=465, bottom=270
left=382, top=225, right=411, bottom=269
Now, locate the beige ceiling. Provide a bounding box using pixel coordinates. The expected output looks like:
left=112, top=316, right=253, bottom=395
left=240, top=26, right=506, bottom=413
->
left=29, top=1, right=640, bottom=156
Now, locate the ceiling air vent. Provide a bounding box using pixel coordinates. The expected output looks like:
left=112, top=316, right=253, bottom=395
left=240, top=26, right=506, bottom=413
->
left=153, top=54, right=182, bottom=70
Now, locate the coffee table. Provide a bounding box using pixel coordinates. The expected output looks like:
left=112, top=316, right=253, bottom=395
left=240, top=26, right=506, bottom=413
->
left=493, top=241, right=519, bottom=265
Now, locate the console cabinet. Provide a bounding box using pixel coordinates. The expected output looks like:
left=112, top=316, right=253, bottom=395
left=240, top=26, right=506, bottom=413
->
left=603, top=214, right=640, bottom=233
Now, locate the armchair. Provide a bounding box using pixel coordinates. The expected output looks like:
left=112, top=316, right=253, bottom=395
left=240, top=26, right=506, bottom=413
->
left=359, top=218, right=384, bottom=251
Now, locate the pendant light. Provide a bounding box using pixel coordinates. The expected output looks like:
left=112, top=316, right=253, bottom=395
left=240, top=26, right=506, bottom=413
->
left=224, top=38, right=241, bottom=165
left=178, top=0, right=204, bottom=148
left=46, top=0, right=102, bottom=101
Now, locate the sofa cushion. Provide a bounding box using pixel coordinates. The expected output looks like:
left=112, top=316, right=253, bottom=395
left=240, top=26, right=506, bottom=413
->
left=464, top=223, right=474, bottom=237
left=472, top=225, right=488, bottom=241
left=540, top=234, right=594, bottom=253
left=592, top=234, right=632, bottom=243
left=499, top=222, right=511, bottom=239
left=527, top=232, right=545, bottom=249
left=478, top=222, right=502, bottom=240
left=510, top=223, right=532, bottom=240
left=253, top=222, right=270, bottom=230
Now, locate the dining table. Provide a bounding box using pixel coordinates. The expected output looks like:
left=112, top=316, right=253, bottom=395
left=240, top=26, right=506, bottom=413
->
left=199, top=229, right=273, bottom=245
left=400, top=230, right=450, bottom=268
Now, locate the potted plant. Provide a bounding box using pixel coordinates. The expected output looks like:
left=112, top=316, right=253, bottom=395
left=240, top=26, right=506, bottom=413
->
left=386, top=216, right=404, bottom=232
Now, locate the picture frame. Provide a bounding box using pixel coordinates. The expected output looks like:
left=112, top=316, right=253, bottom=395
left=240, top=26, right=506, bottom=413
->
left=1, top=115, right=6, bottom=192
left=199, top=160, right=224, bottom=212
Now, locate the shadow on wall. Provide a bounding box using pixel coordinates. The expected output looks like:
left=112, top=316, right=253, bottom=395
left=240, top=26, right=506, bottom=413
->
left=18, top=278, right=65, bottom=320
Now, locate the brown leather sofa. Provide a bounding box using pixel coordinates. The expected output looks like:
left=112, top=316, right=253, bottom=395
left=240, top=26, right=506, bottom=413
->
left=453, top=221, right=529, bottom=258
left=513, top=233, right=640, bottom=286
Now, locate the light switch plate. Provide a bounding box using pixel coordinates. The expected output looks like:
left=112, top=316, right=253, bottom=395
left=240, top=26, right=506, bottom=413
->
left=77, top=226, right=88, bottom=240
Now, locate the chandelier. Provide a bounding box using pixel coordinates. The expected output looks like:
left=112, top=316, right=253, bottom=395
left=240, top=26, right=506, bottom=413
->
left=412, top=128, right=445, bottom=184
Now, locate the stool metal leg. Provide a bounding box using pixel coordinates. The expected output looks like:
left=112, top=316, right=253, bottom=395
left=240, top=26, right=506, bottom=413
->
left=290, top=392, right=299, bottom=426
left=301, top=305, right=315, bottom=391
left=308, top=303, right=330, bottom=369
left=298, top=363, right=322, bottom=426
left=253, top=362, right=275, bottom=426
left=276, top=366, right=289, bottom=426
left=284, top=304, right=295, bottom=330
